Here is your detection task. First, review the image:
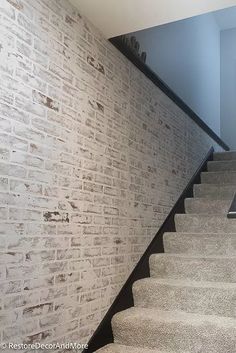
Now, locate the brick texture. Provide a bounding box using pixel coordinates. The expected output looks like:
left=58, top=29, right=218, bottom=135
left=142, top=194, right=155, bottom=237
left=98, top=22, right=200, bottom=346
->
left=0, top=0, right=221, bottom=348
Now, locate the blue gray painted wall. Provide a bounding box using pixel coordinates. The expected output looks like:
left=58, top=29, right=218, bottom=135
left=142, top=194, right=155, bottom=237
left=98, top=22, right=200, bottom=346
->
left=220, top=28, right=236, bottom=150
left=132, top=13, right=221, bottom=136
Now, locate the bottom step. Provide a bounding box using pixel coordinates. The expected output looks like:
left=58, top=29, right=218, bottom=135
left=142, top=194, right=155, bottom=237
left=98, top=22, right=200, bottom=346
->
left=96, top=344, right=171, bottom=353
left=112, top=307, right=236, bottom=353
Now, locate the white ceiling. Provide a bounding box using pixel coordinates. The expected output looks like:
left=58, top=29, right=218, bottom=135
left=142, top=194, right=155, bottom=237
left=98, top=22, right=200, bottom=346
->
left=70, top=0, right=236, bottom=38
left=214, top=5, right=236, bottom=30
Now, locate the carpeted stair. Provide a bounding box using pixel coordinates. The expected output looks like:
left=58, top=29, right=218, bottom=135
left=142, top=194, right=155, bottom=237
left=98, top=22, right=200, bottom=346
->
left=96, top=151, right=236, bottom=353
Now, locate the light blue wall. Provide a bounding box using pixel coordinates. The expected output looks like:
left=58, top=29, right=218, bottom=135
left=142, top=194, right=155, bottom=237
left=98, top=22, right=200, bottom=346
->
left=132, top=13, right=221, bottom=136
left=220, top=28, right=236, bottom=150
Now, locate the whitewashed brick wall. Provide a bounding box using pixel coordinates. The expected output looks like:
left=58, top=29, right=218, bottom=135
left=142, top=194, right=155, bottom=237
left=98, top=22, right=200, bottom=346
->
left=0, top=0, right=221, bottom=349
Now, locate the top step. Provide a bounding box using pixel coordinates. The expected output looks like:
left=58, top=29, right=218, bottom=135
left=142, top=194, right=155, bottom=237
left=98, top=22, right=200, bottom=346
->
left=214, top=152, right=236, bottom=161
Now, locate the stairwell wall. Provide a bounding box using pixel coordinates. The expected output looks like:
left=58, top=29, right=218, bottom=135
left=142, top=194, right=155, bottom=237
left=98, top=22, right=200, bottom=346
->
left=220, top=27, right=236, bottom=150
left=132, top=13, right=221, bottom=136
left=0, top=0, right=222, bottom=348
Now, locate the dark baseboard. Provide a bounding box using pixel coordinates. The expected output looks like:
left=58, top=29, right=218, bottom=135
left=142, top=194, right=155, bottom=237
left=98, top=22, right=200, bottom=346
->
left=109, top=37, right=229, bottom=152
left=84, top=147, right=214, bottom=353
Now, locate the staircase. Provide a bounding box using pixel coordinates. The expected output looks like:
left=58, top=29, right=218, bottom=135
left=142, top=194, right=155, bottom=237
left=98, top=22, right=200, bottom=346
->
left=96, top=151, right=236, bottom=353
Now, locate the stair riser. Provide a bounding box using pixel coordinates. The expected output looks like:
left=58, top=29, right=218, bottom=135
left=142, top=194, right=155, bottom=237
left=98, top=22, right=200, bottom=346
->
left=214, top=152, right=236, bottom=161
left=175, top=216, right=236, bottom=233
left=208, top=161, right=236, bottom=172
left=184, top=199, right=230, bottom=214
left=194, top=184, right=235, bottom=199
left=150, top=255, right=236, bottom=283
left=133, top=281, right=236, bottom=318
left=201, top=172, right=236, bottom=185
left=163, top=233, right=236, bottom=255
left=112, top=314, right=236, bottom=353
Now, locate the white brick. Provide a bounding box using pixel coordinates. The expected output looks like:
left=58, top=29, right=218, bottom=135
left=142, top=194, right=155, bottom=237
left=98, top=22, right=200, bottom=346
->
left=0, top=207, right=8, bottom=222
left=10, top=180, right=42, bottom=195
left=0, top=103, right=29, bottom=124
left=7, top=0, right=35, bottom=20
left=14, top=122, right=45, bottom=143
left=6, top=135, right=28, bottom=151
left=0, top=117, right=11, bottom=133
left=15, top=68, right=47, bottom=94
left=0, top=86, right=14, bottom=105
left=15, top=95, right=46, bottom=118
left=3, top=319, right=38, bottom=340
left=0, top=251, right=23, bottom=264
left=0, top=177, right=8, bottom=192
left=0, top=0, right=16, bottom=19
left=33, top=64, right=61, bottom=88
left=9, top=208, right=42, bottom=221
left=0, top=0, right=221, bottom=347
left=11, top=151, right=44, bottom=168
left=1, top=14, right=32, bottom=44
left=16, top=39, right=48, bottom=68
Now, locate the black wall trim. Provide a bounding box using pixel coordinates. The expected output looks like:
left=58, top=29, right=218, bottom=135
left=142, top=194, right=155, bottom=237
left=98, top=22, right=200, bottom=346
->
left=84, top=147, right=214, bottom=353
left=109, top=37, right=229, bottom=152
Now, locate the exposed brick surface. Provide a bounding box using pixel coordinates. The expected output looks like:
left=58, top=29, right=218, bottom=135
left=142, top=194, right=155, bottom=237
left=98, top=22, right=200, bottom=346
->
left=0, top=0, right=221, bottom=348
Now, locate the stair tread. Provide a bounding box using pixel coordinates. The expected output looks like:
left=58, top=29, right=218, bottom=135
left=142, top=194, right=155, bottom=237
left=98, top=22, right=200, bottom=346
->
left=195, top=183, right=236, bottom=188
left=203, top=170, right=236, bottom=174
left=194, top=183, right=235, bottom=189
left=133, top=277, right=236, bottom=318
left=151, top=252, right=236, bottom=259
left=164, top=231, right=236, bottom=255
left=175, top=213, right=232, bottom=220
left=209, top=160, right=236, bottom=165
left=184, top=198, right=231, bottom=214
left=186, top=196, right=231, bottom=201
left=201, top=171, right=236, bottom=185
left=176, top=213, right=229, bottom=216
left=214, top=151, right=236, bottom=161
left=164, top=231, right=236, bottom=237
left=175, top=213, right=236, bottom=233
left=112, top=307, right=236, bottom=353
left=97, top=344, right=172, bottom=353
left=202, top=171, right=236, bottom=176
left=149, top=253, right=236, bottom=283
left=187, top=195, right=231, bottom=198
left=113, top=306, right=236, bottom=327
left=194, top=183, right=236, bottom=199
left=208, top=160, right=236, bottom=169
left=134, top=277, right=236, bottom=289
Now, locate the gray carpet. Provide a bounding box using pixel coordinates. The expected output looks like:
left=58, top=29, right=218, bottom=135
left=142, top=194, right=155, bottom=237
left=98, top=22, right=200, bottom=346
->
left=97, top=151, right=236, bottom=353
